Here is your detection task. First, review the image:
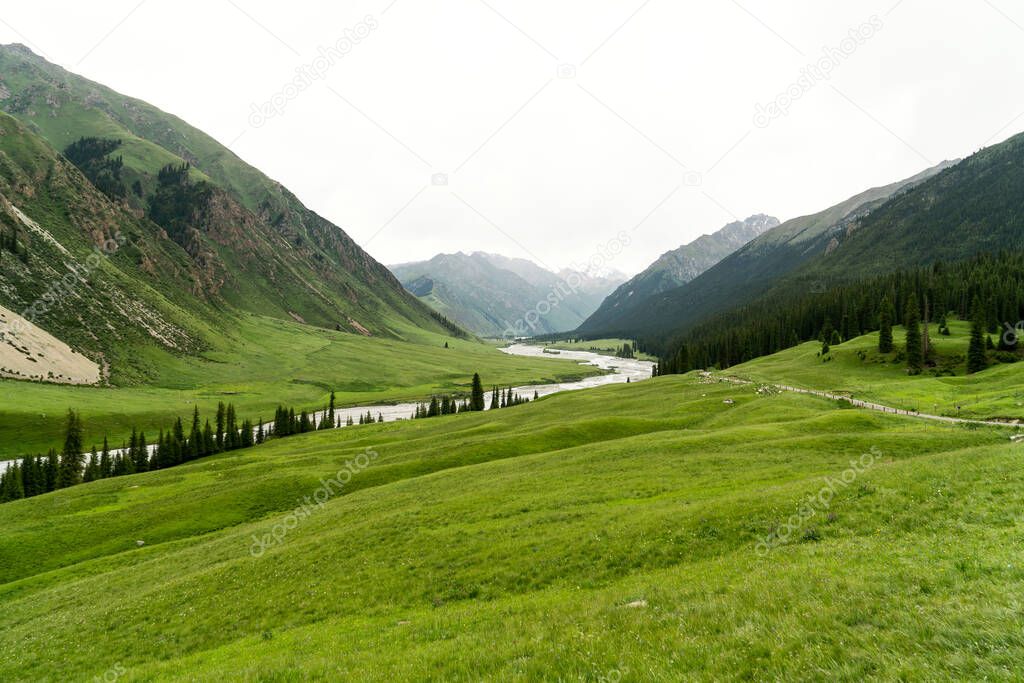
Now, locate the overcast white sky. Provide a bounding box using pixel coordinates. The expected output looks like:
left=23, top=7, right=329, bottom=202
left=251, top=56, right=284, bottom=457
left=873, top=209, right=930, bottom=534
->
left=2, top=1, right=1023, bottom=276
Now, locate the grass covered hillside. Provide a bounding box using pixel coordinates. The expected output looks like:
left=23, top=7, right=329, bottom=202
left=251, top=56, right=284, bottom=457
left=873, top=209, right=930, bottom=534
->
left=0, top=43, right=444, bottom=337
left=732, top=320, right=1024, bottom=421
left=0, top=369, right=1020, bottom=680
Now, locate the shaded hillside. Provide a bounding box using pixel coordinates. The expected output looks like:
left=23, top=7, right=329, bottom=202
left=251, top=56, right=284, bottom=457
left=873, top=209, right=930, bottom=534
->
left=802, top=132, right=1024, bottom=280
left=580, top=214, right=778, bottom=333
left=581, top=160, right=955, bottom=341
left=0, top=43, right=443, bottom=338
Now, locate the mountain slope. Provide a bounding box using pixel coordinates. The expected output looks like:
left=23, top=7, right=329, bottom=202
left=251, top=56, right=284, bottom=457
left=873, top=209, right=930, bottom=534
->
left=579, top=160, right=955, bottom=340
left=580, top=214, right=779, bottom=333
left=0, top=111, right=208, bottom=383
left=391, top=252, right=624, bottom=337
left=0, top=43, right=444, bottom=339
left=799, top=132, right=1024, bottom=280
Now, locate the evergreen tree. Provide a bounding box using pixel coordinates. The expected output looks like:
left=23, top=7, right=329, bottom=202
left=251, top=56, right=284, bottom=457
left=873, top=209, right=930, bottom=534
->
left=922, top=295, right=932, bottom=359
left=490, top=386, right=500, bottom=410
left=203, top=420, right=216, bottom=454
left=173, top=417, right=186, bottom=463
left=190, top=406, right=202, bottom=458
left=470, top=373, right=485, bottom=411
left=819, top=317, right=834, bottom=343
left=226, top=404, right=238, bottom=449
left=240, top=420, right=255, bottom=448
left=57, top=410, right=85, bottom=488
left=135, top=432, right=148, bottom=472
left=83, top=449, right=99, bottom=482
left=274, top=406, right=288, bottom=437
left=215, top=402, right=226, bottom=451
left=327, top=391, right=336, bottom=428
left=44, top=450, right=58, bottom=492
left=905, top=294, right=923, bottom=374
left=0, top=462, right=24, bottom=501
left=100, top=438, right=112, bottom=478
left=128, top=428, right=139, bottom=468
left=21, top=455, right=41, bottom=497
left=122, top=440, right=136, bottom=475
left=967, top=296, right=988, bottom=374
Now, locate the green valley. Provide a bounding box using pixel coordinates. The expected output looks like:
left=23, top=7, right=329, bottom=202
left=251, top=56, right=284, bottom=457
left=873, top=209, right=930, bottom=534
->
left=0, top=7, right=1022, bottom=681
left=0, top=333, right=1021, bottom=679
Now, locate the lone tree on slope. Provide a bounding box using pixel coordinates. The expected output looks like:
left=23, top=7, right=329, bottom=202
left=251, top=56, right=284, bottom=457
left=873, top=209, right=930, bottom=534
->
left=904, top=294, right=923, bottom=374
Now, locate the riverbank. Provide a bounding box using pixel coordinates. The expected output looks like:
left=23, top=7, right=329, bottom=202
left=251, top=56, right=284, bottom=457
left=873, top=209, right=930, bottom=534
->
left=0, top=345, right=654, bottom=471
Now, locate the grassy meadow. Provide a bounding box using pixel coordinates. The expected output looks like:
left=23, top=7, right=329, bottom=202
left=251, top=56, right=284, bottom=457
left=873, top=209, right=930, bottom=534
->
left=0, top=313, right=602, bottom=459
left=734, top=320, right=1024, bottom=420
left=1, top=365, right=1021, bottom=680
left=545, top=338, right=658, bottom=361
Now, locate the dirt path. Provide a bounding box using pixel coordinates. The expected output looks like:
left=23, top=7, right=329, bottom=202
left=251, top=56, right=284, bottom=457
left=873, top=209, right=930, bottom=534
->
left=714, top=374, right=1023, bottom=430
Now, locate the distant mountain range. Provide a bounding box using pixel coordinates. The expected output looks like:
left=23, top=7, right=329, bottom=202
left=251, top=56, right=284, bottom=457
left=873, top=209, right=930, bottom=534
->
left=579, top=214, right=779, bottom=334
left=391, top=252, right=625, bottom=337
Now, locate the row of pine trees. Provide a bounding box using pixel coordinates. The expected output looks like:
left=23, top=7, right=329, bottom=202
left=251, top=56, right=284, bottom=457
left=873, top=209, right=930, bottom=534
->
left=411, top=375, right=535, bottom=419
left=1, top=376, right=539, bottom=503
left=872, top=293, right=994, bottom=375
left=656, top=251, right=1024, bottom=374
left=0, top=402, right=263, bottom=503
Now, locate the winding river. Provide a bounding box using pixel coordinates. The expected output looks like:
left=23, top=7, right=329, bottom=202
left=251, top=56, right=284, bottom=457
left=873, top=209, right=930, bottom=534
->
left=281, top=344, right=653, bottom=424
left=0, top=345, right=654, bottom=472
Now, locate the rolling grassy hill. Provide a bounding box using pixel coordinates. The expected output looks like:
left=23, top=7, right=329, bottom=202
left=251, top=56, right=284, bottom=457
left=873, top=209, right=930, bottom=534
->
left=1, top=332, right=1021, bottom=679
left=732, top=319, right=1024, bottom=421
